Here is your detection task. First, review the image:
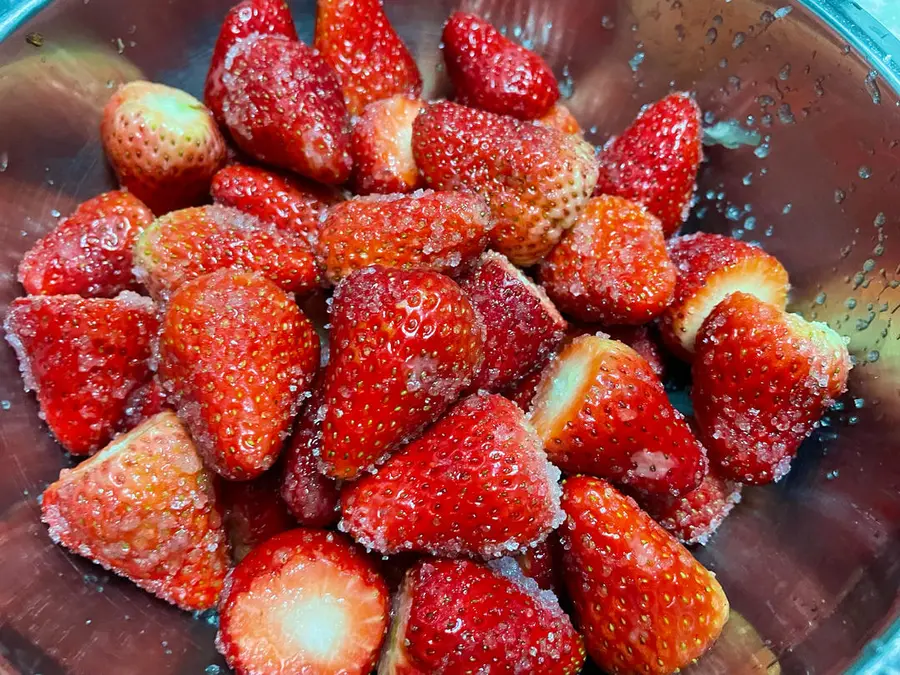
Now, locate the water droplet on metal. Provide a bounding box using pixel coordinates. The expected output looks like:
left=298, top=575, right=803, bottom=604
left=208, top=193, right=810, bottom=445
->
left=706, top=27, right=718, bottom=44
left=864, top=70, right=881, bottom=105
left=742, top=172, right=753, bottom=186
left=0, top=152, right=7, bottom=172
left=834, top=189, right=846, bottom=203
left=601, top=15, right=615, bottom=30
left=866, top=350, right=880, bottom=363
left=782, top=203, right=792, bottom=214
left=858, top=166, right=872, bottom=179
left=628, top=51, right=645, bottom=72
left=774, top=6, right=793, bottom=18
left=778, top=63, right=791, bottom=80
left=732, top=32, right=746, bottom=48
left=814, top=292, right=827, bottom=305
left=0, top=400, right=10, bottom=411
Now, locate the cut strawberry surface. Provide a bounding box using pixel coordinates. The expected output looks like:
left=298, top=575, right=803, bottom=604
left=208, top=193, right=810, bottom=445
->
left=351, top=94, right=424, bottom=195
left=220, top=469, right=297, bottom=562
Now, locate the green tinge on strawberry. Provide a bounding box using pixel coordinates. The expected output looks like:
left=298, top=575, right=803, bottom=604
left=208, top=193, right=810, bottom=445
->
left=351, top=94, right=424, bottom=195
left=220, top=468, right=297, bottom=563
left=692, top=292, right=851, bottom=485
left=41, top=412, right=229, bottom=611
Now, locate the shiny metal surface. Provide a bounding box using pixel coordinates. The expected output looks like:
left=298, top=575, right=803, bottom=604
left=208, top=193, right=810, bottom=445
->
left=0, top=0, right=898, bottom=673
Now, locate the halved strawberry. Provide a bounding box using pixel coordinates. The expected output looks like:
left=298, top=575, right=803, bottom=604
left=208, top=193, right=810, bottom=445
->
left=41, top=412, right=228, bottom=611
left=319, top=266, right=483, bottom=479
left=503, top=359, right=550, bottom=412
left=595, top=92, right=702, bottom=236
left=159, top=269, right=320, bottom=480
left=340, top=393, right=563, bottom=558
left=314, top=0, right=422, bottom=116
left=529, top=334, right=707, bottom=497
left=317, top=190, right=491, bottom=284
left=217, top=529, right=389, bottom=675
left=351, top=94, right=424, bottom=195
left=537, top=102, right=582, bottom=135
left=660, top=232, right=790, bottom=360
left=603, top=324, right=666, bottom=379
left=220, top=469, right=297, bottom=562
left=4, top=292, right=158, bottom=455
left=514, top=535, right=562, bottom=593
left=560, top=476, right=729, bottom=673
left=413, top=101, right=599, bottom=266
left=442, top=12, right=559, bottom=120
left=18, top=191, right=154, bottom=297
left=693, top=292, right=851, bottom=485
left=119, top=376, right=170, bottom=432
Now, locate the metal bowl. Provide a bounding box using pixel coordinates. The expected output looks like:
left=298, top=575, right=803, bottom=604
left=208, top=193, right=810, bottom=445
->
left=0, top=0, right=898, bottom=673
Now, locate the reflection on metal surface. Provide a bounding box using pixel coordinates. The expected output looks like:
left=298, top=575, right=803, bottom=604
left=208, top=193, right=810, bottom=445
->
left=686, top=611, right=782, bottom=675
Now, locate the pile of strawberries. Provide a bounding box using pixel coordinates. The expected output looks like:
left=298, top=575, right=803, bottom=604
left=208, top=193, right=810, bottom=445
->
left=4, top=1, right=852, bottom=673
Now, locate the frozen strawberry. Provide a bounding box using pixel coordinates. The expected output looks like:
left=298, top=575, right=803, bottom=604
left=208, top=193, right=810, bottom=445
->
left=319, top=266, right=483, bottom=479
left=442, top=12, right=559, bottom=120
left=119, top=376, right=170, bottom=432
left=503, top=359, right=549, bottom=412
left=379, top=558, right=584, bottom=675
left=692, top=292, right=851, bottom=485
left=217, top=529, right=389, bottom=675
left=4, top=292, right=158, bottom=455
left=159, top=269, right=320, bottom=480
left=351, top=94, right=424, bottom=195
left=314, top=0, right=421, bottom=116
left=540, top=195, right=676, bottom=324
left=459, top=251, right=567, bottom=392
left=41, top=412, right=228, bottom=611
left=537, top=102, right=582, bottom=135
left=413, top=101, right=599, bottom=266
left=317, top=190, right=491, bottom=284
left=514, top=536, right=561, bottom=593
left=220, top=34, right=352, bottom=184
left=595, top=92, right=702, bottom=236
left=560, top=476, right=729, bottom=674
left=603, top=324, right=666, bottom=379
left=529, top=334, right=707, bottom=497
left=661, top=232, right=790, bottom=360
left=133, top=204, right=320, bottom=302
left=220, top=469, right=296, bottom=562
left=18, top=191, right=154, bottom=297
left=340, top=393, right=563, bottom=558
left=101, top=81, right=226, bottom=214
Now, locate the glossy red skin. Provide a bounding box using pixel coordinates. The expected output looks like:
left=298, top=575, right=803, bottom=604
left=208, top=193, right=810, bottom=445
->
left=595, top=92, right=702, bottom=236
left=18, top=191, right=154, bottom=297
left=320, top=266, right=484, bottom=479
left=351, top=95, right=424, bottom=195
left=159, top=269, right=320, bottom=480
left=220, top=469, right=297, bottom=562
left=4, top=293, right=158, bottom=455
left=314, top=0, right=422, bottom=116
left=603, top=324, right=666, bottom=378
left=442, top=12, right=559, bottom=120
left=560, top=477, right=729, bottom=674
left=514, top=536, right=562, bottom=593
left=119, top=376, right=170, bottom=432
left=220, top=35, right=352, bottom=184
left=340, top=393, right=561, bottom=558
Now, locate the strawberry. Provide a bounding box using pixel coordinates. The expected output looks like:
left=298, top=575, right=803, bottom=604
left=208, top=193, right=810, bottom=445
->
left=514, top=535, right=562, bottom=593
left=537, top=102, right=582, bottom=135
left=660, top=232, right=790, bottom=359
left=220, top=469, right=297, bottom=562
left=318, top=190, right=491, bottom=285
left=340, top=393, right=563, bottom=558
left=603, top=324, right=666, bottom=379
left=119, top=376, right=170, bottom=432
left=18, top=191, right=154, bottom=297
left=351, top=94, right=424, bottom=195
left=595, top=92, right=702, bottom=236
left=314, top=0, right=422, bottom=116
left=100, top=80, right=227, bottom=214
left=41, top=411, right=229, bottom=611
left=540, top=195, right=676, bottom=324
left=220, top=34, right=352, bottom=184
left=133, top=204, right=320, bottom=302
left=503, top=359, right=549, bottom=412
left=528, top=334, right=707, bottom=497
left=319, top=266, right=484, bottom=479
left=442, top=12, right=559, bottom=120
left=412, top=101, right=599, bottom=266
left=560, top=476, right=730, bottom=674
left=378, top=558, right=585, bottom=675
left=4, top=292, right=158, bottom=455
left=692, top=292, right=851, bottom=485
left=159, top=269, right=320, bottom=480
left=459, top=251, right=567, bottom=392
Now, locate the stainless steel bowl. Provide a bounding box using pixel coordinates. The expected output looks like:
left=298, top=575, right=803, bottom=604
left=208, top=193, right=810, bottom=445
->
left=0, top=1, right=898, bottom=673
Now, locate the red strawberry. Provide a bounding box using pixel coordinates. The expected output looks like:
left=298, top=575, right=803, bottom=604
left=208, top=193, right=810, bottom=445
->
left=41, top=411, right=229, bottom=611
left=101, top=81, right=227, bottom=214
left=220, top=469, right=297, bottom=562
left=318, top=190, right=491, bottom=285
left=537, top=102, right=582, bottom=135
left=692, top=292, right=851, bottom=485
left=379, top=558, right=585, bottom=675
left=503, top=359, right=549, bottom=412
left=351, top=94, right=424, bottom=195
left=459, top=251, right=567, bottom=392
left=314, top=0, right=422, bottom=116
left=4, top=292, right=158, bottom=455
left=217, top=529, right=389, bottom=675
left=159, top=269, right=320, bottom=480
left=442, top=12, right=559, bottom=120
left=319, top=266, right=484, bottom=479
left=603, top=324, right=666, bottom=379
left=595, top=92, right=702, bottom=236
left=540, top=195, right=676, bottom=324
left=514, top=536, right=562, bottom=593
left=413, top=101, right=599, bottom=266
left=661, top=232, right=790, bottom=359
left=18, top=191, right=154, bottom=297
left=119, top=376, right=170, bottom=432
left=133, top=204, right=320, bottom=302
left=340, top=393, right=563, bottom=558
left=560, top=476, right=730, bottom=674
left=529, top=334, right=707, bottom=497
left=220, top=34, right=352, bottom=184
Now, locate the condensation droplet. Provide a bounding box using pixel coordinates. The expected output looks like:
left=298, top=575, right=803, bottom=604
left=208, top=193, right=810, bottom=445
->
left=864, top=71, right=881, bottom=105
left=834, top=189, right=846, bottom=203
left=733, top=32, right=746, bottom=49
left=0, top=400, right=10, bottom=411
left=706, top=27, right=718, bottom=44
left=0, top=152, right=7, bottom=172
left=858, top=166, right=872, bottom=179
